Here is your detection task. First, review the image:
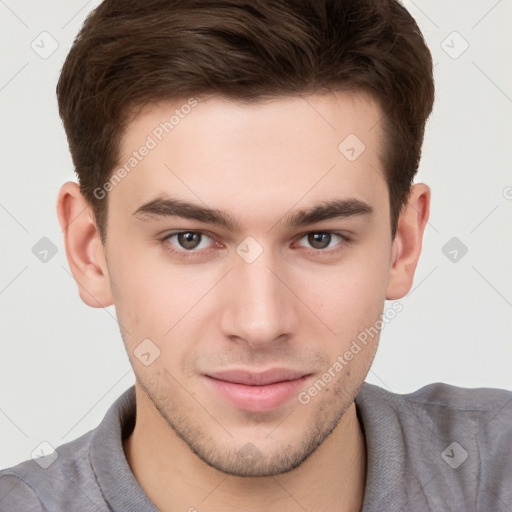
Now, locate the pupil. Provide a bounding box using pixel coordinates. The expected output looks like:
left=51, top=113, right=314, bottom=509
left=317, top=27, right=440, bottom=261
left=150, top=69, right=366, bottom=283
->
left=178, top=232, right=200, bottom=249
left=309, top=233, right=330, bottom=249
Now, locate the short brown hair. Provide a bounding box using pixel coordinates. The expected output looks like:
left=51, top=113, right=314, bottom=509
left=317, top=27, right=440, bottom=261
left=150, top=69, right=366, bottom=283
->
left=56, top=0, right=434, bottom=243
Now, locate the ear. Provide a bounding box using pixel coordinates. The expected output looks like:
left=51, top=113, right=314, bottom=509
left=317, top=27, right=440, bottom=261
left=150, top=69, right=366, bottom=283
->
left=56, top=181, right=114, bottom=308
left=386, top=183, right=431, bottom=300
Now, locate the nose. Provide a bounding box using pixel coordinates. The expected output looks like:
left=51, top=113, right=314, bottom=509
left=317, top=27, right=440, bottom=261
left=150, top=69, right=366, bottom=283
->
left=218, top=248, right=298, bottom=349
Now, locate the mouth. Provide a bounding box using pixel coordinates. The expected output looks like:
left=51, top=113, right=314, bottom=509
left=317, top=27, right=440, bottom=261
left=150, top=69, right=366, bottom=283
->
left=203, top=368, right=312, bottom=413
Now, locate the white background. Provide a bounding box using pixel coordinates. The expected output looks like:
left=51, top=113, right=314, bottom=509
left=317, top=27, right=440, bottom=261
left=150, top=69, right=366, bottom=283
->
left=1, top=0, right=511, bottom=469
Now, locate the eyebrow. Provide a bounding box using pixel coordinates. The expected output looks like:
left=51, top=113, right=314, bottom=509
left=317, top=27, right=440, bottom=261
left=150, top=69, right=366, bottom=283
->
left=133, top=195, right=373, bottom=231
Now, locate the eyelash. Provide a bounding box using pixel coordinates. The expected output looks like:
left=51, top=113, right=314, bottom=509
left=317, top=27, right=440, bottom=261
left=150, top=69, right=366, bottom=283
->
left=159, top=230, right=351, bottom=259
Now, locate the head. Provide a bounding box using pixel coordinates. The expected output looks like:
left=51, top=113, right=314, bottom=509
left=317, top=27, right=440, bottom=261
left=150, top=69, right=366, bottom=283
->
left=56, top=0, right=433, bottom=477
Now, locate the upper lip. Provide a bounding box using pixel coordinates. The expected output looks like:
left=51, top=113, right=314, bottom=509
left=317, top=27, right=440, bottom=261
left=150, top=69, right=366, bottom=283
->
left=205, top=368, right=309, bottom=386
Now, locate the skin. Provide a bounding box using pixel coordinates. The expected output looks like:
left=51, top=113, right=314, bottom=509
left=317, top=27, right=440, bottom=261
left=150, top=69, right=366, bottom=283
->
left=57, top=91, right=429, bottom=512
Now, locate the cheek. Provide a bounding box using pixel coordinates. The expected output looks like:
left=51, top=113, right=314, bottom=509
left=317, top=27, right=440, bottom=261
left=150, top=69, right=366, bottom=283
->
left=298, top=241, right=391, bottom=338
left=107, top=247, right=216, bottom=367
left=106, top=247, right=177, bottom=341
left=109, top=236, right=186, bottom=308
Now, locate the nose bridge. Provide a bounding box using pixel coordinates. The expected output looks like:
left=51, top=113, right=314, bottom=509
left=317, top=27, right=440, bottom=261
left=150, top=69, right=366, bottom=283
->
left=219, top=243, right=296, bottom=346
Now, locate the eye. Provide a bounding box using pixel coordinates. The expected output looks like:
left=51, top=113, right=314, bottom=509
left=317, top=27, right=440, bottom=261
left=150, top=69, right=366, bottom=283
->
left=296, top=232, right=348, bottom=252
left=159, top=229, right=350, bottom=260
left=163, top=231, right=215, bottom=252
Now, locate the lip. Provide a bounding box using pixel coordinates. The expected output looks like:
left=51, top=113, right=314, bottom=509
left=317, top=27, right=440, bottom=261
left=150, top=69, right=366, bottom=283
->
left=203, top=368, right=311, bottom=413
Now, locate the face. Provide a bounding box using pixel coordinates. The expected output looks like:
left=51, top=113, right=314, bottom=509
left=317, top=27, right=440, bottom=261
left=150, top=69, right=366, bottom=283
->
left=104, top=91, right=393, bottom=476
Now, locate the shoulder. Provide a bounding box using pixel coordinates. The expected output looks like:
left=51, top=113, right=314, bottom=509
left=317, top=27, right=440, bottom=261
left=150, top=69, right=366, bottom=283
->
left=356, top=381, right=512, bottom=510
left=359, top=380, right=512, bottom=435
left=400, top=383, right=512, bottom=471
left=397, top=381, right=512, bottom=439
left=0, top=472, right=43, bottom=511
left=0, top=430, right=107, bottom=512
left=402, top=380, right=512, bottom=407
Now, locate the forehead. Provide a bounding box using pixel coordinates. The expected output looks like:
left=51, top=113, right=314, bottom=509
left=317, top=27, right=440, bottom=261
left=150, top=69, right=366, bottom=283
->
left=111, top=91, right=388, bottom=223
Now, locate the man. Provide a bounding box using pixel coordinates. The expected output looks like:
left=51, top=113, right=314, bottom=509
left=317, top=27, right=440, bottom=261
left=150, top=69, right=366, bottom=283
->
left=1, top=0, right=510, bottom=511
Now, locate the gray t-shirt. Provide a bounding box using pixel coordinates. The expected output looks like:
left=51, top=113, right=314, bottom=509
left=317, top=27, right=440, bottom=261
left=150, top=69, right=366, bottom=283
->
left=1, top=381, right=511, bottom=511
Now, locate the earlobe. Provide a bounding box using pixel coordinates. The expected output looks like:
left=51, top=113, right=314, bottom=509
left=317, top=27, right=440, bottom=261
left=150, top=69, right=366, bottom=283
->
left=56, top=181, right=114, bottom=308
left=386, top=183, right=431, bottom=300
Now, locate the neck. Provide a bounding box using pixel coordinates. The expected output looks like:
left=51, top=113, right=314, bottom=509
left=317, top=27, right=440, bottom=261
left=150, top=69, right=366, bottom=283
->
left=123, top=383, right=367, bottom=512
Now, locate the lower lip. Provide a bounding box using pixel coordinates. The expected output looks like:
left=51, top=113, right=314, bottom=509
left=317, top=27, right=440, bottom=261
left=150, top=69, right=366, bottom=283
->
left=204, top=375, right=311, bottom=413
